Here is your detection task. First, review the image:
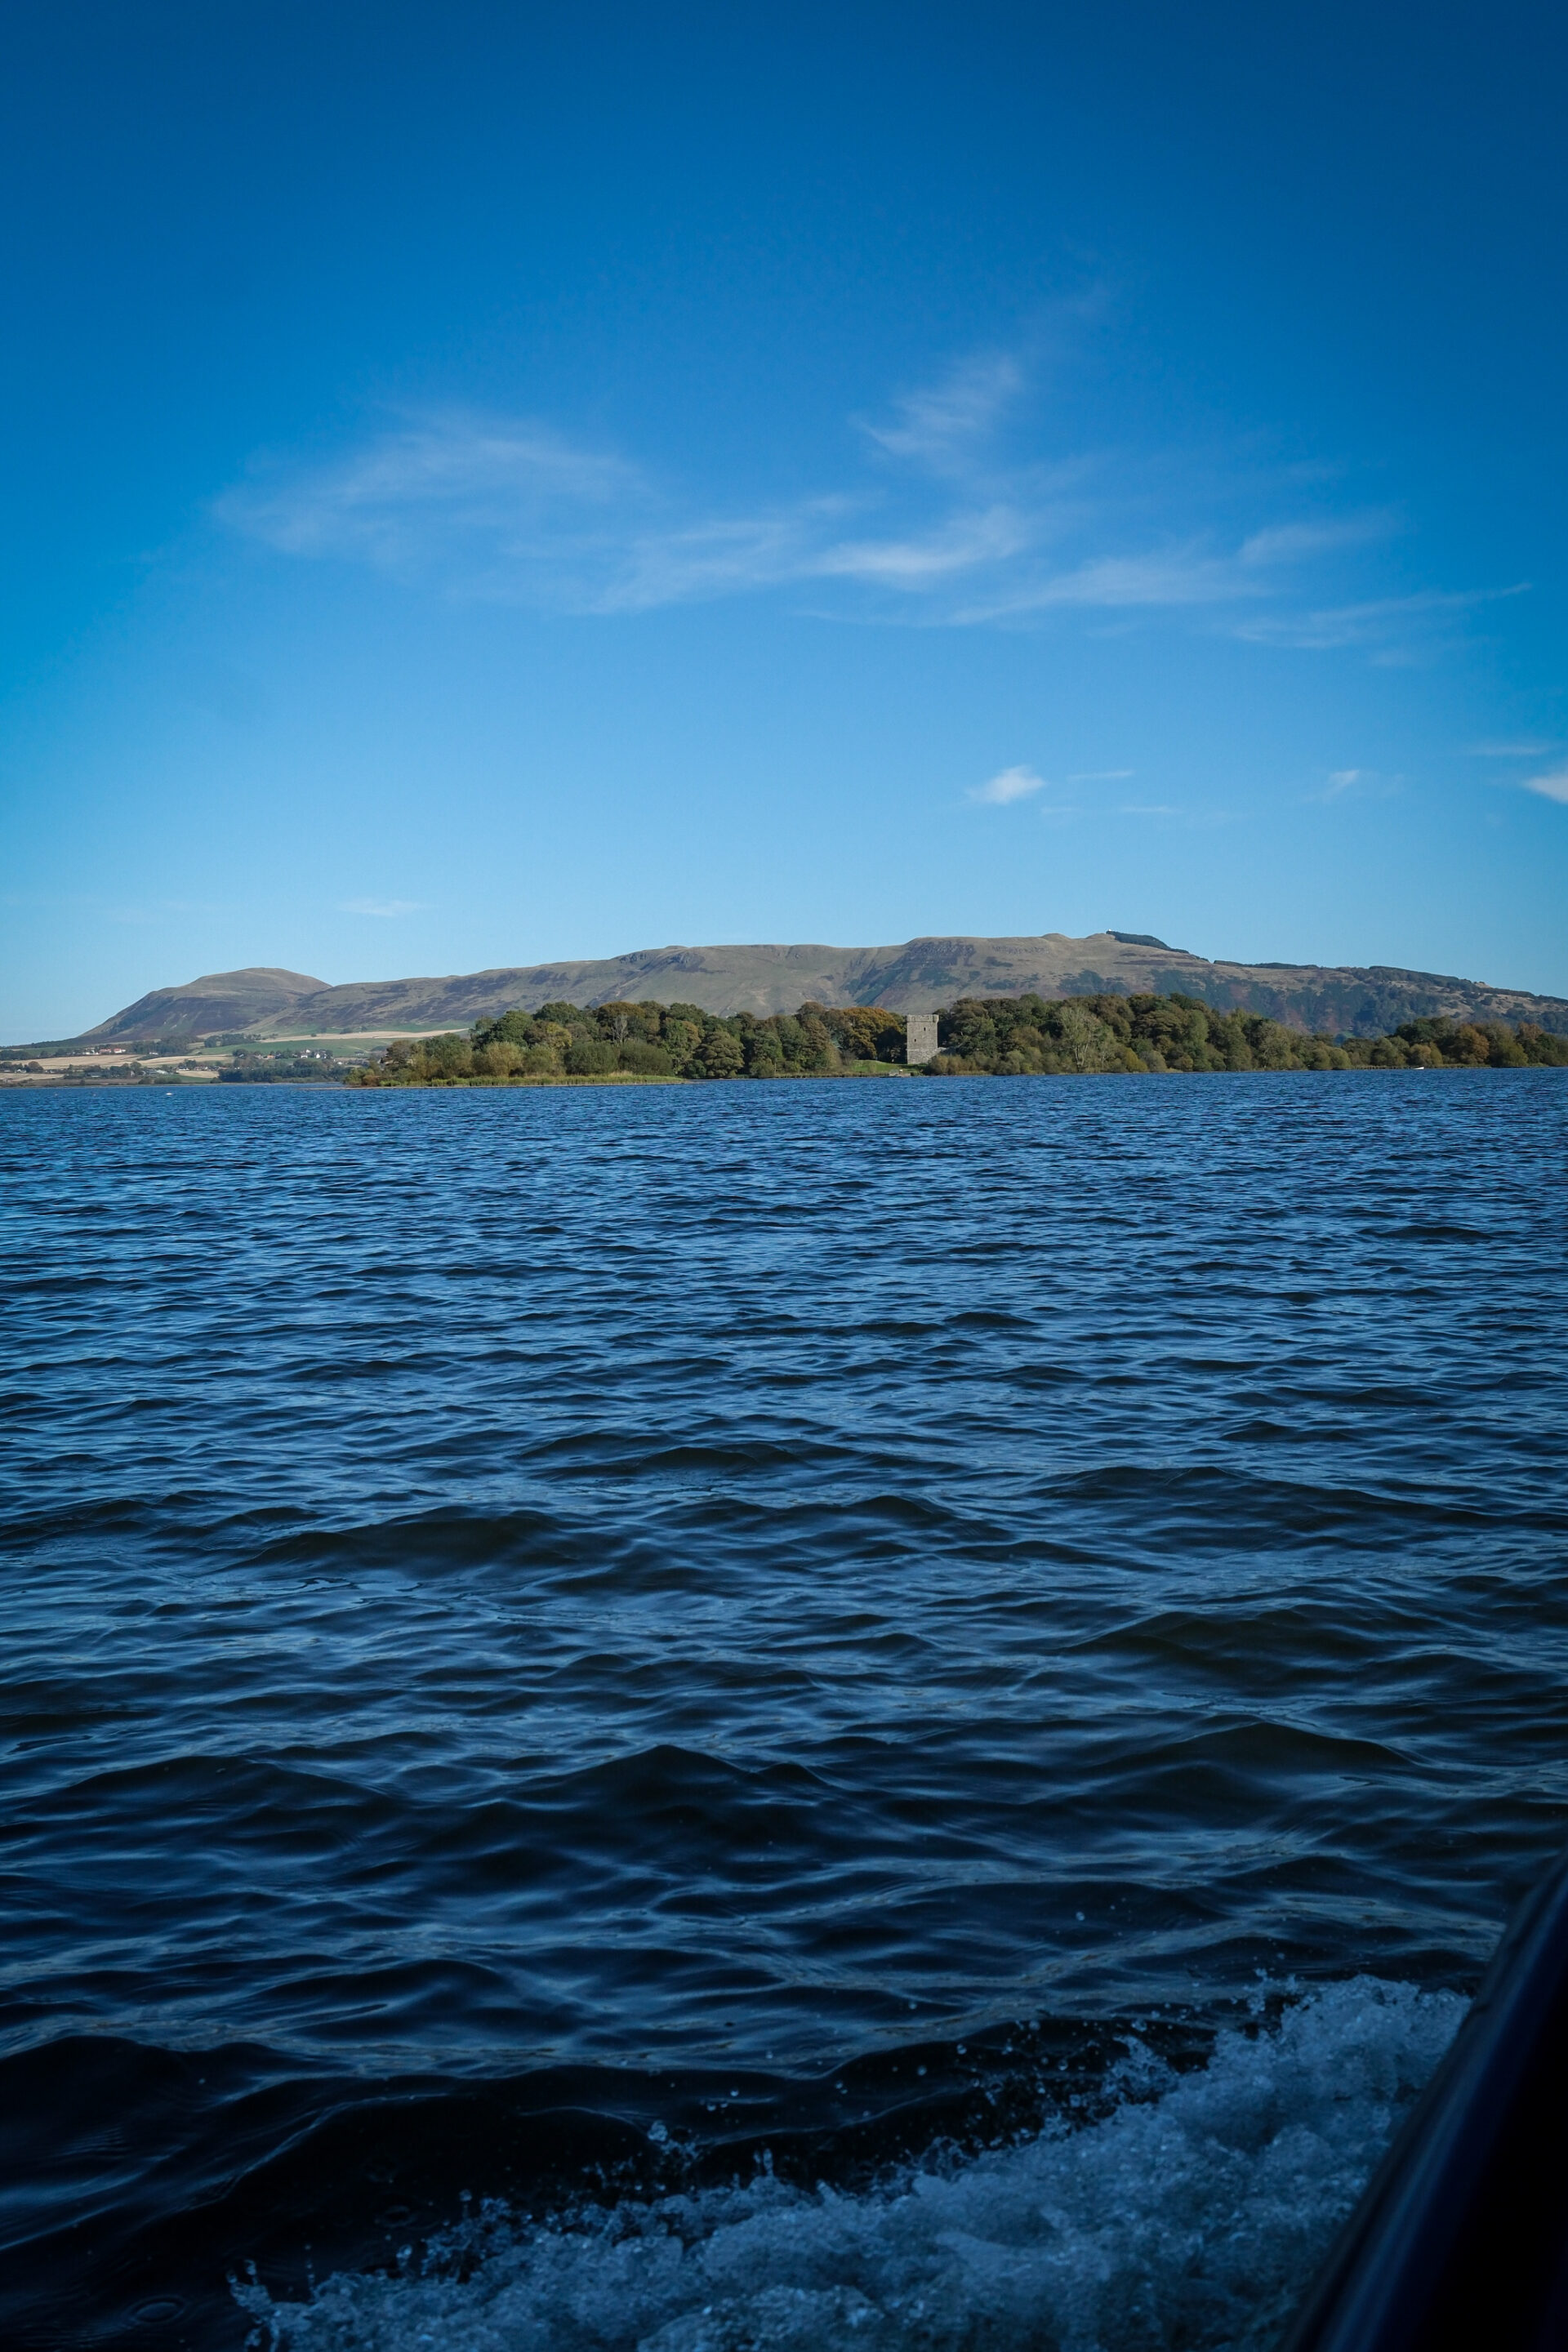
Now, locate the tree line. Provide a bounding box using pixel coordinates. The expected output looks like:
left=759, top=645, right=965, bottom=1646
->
left=344, top=991, right=1568, bottom=1085
left=925, top=994, right=1568, bottom=1071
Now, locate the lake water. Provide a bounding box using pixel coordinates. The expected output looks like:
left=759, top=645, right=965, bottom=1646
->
left=2, top=1073, right=1565, bottom=2351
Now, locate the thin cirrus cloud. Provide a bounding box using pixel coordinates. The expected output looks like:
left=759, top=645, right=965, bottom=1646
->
left=856, top=352, right=1024, bottom=469
left=1463, top=737, right=1568, bottom=797
left=340, top=898, right=425, bottom=917
left=968, top=764, right=1049, bottom=804
left=1232, top=583, right=1528, bottom=658
left=216, top=355, right=1495, bottom=650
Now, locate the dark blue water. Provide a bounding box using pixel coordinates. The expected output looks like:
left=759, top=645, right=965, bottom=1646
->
left=2, top=1075, right=1565, bottom=2351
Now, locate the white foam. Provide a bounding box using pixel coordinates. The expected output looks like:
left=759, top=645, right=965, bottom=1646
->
left=237, top=1979, right=1463, bottom=2352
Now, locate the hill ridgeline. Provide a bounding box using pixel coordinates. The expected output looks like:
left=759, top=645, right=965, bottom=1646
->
left=71, top=931, right=1568, bottom=1045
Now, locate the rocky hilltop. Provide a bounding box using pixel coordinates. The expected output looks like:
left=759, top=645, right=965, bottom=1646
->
left=78, top=932, right=1568, bottom=1043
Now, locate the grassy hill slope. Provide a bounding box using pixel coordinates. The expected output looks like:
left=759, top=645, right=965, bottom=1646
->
left=83, top=967, right=328, bottom=1044
left=65, top=934, right=1568, bottom=1043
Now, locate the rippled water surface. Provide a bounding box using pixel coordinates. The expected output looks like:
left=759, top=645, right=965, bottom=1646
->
left=2, top=1075, right=1565, bottom=2350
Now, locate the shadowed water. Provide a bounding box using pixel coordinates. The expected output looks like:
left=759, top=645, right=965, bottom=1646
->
left=1, top=1074, right=1564, bottom=2349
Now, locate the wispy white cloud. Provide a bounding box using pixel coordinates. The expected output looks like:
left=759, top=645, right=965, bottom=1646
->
left=956, top=544, right=1251, bottom=621
left=969, top=764, right=1049, bottom=804
left=1521, top=768, right=1568, bottom=805
left=600, top=497, right=1042, bottom=611
left=592, top=508, right=831, bottom=612
left=1469, top=737, right=1556, bottom=758
left=1237, top=514, right=1394, bottom=566
left=220, top=413, right=639, bottom=583
left=950, top=520, right=1403, bottom=626
left=216, top=365, right=1511, bottom=658
left=1234, top=584, right=1528, bottom=653
left=815, top=504, right=1035, bottom=589
left=341, top=897, right=425, bottom=916
left=859, top=353, right=1023, bottom=469
left=1069, top=768, right=1134, bottom=782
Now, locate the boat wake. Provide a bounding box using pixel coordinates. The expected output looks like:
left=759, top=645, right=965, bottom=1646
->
left=237, top=1978, right=1462, bottom=2352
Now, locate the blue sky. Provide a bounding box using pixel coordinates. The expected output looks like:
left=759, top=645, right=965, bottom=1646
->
left=3, top=0, right=1565, bottom=1040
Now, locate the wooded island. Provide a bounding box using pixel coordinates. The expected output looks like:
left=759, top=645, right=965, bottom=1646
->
left=345, top=992, right=1568, bottom=1084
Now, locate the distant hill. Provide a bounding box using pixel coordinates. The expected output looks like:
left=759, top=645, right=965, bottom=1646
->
left=74, top=934, right=1568, bottom=1043
left=83, top=967, right=328, bottom=1043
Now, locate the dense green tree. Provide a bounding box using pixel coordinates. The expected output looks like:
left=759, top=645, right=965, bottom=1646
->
left=661, top=1018, right=701, bottom=1068
left=618, top=1040, right=675, bottom=1075
left=745, top=1025, right=786, bottom=1077
left=693, top=1021, right=746, bottom=1079
left=475, top=1009, right=533, bottom=1048
left=347, top=991, right=1568, bottom=1086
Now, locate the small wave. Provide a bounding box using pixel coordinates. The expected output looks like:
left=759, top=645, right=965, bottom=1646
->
left=236, top=1977, right=1462, bottom=2352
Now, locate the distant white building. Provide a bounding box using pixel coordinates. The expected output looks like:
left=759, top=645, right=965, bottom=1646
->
left=905, top=1013, right=940, bottom=1064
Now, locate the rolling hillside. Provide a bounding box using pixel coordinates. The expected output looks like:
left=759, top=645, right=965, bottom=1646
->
left=75, top=933, right=1568, bottom=1044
